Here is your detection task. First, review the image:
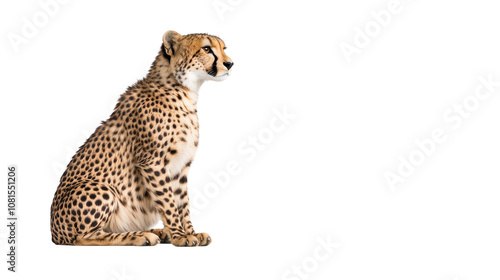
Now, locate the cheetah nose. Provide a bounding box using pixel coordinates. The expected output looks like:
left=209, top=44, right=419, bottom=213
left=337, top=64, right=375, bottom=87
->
left=223, top=61, right=234, bottom=70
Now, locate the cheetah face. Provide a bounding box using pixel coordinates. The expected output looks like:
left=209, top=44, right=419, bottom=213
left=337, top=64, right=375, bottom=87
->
left=162, top=31, right=233, bottom=91
left=196, top=39, right=233, bottom=82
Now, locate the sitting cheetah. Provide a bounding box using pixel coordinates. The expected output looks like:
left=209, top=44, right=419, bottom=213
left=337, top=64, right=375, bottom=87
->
left=50, top=31, right=233, bottom=246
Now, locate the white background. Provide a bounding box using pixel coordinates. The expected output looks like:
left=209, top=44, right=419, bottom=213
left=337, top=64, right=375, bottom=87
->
left=1, top=0, right=500, bottom=279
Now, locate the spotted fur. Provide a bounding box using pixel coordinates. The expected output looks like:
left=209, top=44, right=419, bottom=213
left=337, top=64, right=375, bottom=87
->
left=50, top=31, right=233, bottom=246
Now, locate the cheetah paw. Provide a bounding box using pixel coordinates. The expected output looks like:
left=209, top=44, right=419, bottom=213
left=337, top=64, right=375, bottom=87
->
left=194, top=233, right=211, bottom=246
left=149, top=229, right=171, bottom=244
left=171, top=235, right=199, bottom=247
left=140, top=232, right=161, bottom=246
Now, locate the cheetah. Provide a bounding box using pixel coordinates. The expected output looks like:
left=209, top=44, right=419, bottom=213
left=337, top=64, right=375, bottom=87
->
left=50, top=31, right=233, bottom=246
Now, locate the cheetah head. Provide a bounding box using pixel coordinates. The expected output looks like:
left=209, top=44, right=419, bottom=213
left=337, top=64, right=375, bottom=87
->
left=162, top=31, right=233, bottom=92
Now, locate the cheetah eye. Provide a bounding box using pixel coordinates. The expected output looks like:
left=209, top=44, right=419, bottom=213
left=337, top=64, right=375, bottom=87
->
left=202, top=46, right=211, bottom=53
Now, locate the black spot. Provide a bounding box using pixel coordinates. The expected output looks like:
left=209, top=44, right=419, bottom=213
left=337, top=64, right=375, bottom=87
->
left=179, top=176, right=187, bottom=184
left=155, top=200, right=164, bottom=207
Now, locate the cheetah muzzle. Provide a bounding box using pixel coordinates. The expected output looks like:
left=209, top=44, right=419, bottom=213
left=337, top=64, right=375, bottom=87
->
left=50, top=30, right=233, bottom=246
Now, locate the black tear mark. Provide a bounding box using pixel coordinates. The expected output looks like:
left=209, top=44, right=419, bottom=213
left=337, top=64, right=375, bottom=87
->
left=207, top=51, right=218, bottom=77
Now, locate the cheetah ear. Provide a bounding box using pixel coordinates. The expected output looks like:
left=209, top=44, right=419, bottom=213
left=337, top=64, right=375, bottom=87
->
left=162, top=30, right=182, bottom=58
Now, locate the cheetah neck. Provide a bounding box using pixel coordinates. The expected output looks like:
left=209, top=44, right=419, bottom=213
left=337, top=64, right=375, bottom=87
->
left=147, top=49, right=200, bottom=103
left=147, top=51, right=170, bottom=86
left=179, top=73, right=204, bottom=95
left=165, top=74, right=199, bottom=108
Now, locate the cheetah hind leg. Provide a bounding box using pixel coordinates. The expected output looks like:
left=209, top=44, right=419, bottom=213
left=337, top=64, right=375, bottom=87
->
left=149, top=228, right=171, bottom=244
left=74, top=230, right=160, bottom=246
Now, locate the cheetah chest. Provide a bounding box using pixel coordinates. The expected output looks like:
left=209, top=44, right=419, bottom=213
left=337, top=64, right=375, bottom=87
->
left=167, top=118, right=199, bottom=176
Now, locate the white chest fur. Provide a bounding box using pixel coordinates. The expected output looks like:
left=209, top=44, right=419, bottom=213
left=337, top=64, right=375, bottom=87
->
left=167, top=138, right=197, bottom=176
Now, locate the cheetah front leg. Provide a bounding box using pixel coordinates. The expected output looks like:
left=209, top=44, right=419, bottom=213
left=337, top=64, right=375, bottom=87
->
left=141, top=164, right=199, bottom=247
left=175, top=165, right=211, bottom=246
left=177, top=199, right=211, bottom=246
left=148, top=166, right=211, bottom=245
